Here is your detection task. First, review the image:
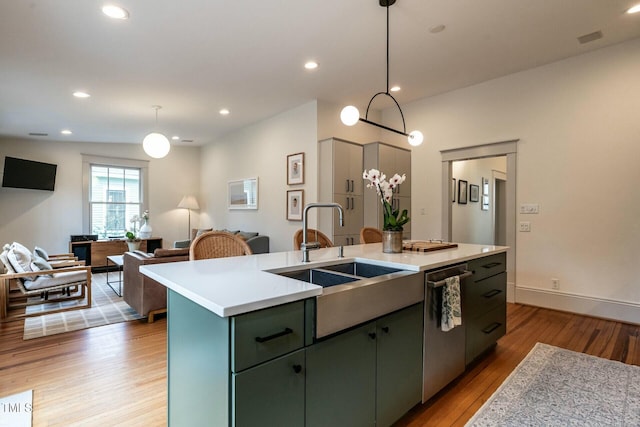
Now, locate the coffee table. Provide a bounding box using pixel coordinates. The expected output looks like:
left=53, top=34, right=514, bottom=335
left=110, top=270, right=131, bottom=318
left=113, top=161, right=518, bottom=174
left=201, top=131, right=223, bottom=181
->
left=106, top=255, right=124, bottom=296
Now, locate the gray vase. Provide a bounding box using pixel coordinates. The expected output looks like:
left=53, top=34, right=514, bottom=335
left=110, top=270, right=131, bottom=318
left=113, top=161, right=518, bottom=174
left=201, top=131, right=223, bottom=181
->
left=382, top=230, right=403, bottom=253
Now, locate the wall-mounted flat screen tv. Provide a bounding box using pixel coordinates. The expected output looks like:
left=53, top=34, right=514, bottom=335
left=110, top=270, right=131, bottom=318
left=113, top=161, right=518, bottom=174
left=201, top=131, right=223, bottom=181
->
left=2, top=156, right=58, bottom=191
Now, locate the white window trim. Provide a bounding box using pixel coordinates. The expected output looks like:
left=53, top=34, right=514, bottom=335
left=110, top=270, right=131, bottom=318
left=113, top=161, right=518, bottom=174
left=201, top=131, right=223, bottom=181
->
left=82, top=154, right=149, bottom=234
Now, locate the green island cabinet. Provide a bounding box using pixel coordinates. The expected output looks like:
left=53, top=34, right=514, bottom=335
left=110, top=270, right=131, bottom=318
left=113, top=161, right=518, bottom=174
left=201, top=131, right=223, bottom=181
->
left=463, top=252, right=507, bottom=364
left=167, top=289, right=423, bottom=427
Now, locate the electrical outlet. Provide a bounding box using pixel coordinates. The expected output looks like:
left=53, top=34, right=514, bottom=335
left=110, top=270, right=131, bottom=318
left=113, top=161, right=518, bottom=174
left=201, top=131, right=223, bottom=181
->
left=551, top=278, right=559, bottom=290
left=519, top=221, right=531, bottom=232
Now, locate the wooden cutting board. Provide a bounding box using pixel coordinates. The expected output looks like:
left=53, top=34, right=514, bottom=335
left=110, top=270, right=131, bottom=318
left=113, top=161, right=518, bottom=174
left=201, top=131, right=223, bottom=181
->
left=402, top=241, right=458, bottom=252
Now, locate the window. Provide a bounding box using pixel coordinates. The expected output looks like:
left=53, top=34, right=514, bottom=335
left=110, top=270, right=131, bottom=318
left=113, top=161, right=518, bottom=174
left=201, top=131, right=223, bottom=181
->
left=82, top=155, right=149, bottom=239
left=89, top=165, right=141, bottom=238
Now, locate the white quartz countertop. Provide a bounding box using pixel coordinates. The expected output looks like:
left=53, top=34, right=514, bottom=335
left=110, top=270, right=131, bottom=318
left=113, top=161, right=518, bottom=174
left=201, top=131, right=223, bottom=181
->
left=140, top=242, right=507, bottom=318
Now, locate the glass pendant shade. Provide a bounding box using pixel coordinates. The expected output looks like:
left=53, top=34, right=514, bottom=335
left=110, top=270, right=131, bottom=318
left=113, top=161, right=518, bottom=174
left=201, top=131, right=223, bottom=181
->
left=143, top=132, right=171, bottom=158
left=340, top=106, right=360, bottom=126
left=408, top=130, right=424, bottom=146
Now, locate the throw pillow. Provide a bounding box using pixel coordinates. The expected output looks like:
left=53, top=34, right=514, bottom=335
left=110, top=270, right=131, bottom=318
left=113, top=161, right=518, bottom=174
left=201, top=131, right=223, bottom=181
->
left=30, top=255, right=53, bottom=278
left=33, top=246, right=49, bottom=260
left=7, top=242, right=33, bottom=274
left=194, top=228, right=213, bottom=238
left=237, top=231, right=258, bottom=240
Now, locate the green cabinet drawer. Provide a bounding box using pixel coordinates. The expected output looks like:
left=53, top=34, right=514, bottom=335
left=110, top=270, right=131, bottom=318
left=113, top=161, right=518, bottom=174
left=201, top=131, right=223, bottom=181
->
left=232, top=349, right=305, bottom=427
left=464, top=272, right=507, bottom=319
left=468, top=252, right=506, bottom=282
left=232, top=301, right=305, bottom=372
left=465, top=304, right=506, bottom=364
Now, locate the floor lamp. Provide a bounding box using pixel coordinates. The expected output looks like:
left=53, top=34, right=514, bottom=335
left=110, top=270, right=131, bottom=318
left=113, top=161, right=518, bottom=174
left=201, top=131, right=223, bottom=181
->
left=177, top=195, right=200, bottom=239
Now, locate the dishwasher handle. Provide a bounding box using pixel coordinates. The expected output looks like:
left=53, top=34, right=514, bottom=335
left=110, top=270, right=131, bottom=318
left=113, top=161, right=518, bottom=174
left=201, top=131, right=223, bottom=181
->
left=427, top=270, right=473, bottom=288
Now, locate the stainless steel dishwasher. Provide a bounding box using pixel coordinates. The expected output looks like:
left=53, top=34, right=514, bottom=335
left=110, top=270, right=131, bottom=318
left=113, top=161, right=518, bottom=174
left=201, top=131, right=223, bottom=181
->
left=422, top=263, right=473, bottom=402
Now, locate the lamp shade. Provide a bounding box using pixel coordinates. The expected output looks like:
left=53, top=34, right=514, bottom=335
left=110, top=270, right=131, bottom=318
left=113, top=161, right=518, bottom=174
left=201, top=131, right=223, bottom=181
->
left=408, top=130, right=424, bottom=146
left=340, top=106, right=360, bottom=126
left=143, top=132, right=171, bottom=158
left=177, top=195, right=200, bottom=210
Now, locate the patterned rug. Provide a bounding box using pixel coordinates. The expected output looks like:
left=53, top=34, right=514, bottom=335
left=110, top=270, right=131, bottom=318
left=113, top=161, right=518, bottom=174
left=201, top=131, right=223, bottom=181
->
left=23, top=273, right=144, bottom=340
left=466, top=342, right=640, bottom=426
left=0, top=389, right=32, bottom=427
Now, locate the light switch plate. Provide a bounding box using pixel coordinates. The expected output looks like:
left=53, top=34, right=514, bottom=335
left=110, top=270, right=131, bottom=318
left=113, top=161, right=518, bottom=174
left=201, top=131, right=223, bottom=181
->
left=520, top=204, right=539, bottom=214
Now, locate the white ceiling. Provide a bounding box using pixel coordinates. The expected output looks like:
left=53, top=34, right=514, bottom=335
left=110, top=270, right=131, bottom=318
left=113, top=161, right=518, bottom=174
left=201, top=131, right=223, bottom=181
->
left=1, top=0, right=639, bottom=147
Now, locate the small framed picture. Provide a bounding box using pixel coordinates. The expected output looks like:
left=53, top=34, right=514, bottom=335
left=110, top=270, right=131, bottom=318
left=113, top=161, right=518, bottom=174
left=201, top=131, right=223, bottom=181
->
left=287, top=190, right=304, bottom=221
left=458, top=180, right=468, bottom=204
left=287, top=153, right=304, bottom=185
left=482, top=195, right=490, bottom=211
left=470, top=184, right=479, bottom=202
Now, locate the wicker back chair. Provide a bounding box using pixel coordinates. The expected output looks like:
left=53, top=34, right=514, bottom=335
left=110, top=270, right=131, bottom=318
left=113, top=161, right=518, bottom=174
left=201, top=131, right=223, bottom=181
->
left=293, top=228, right=334, bottom=250
left=189, top=231, right=253, bottom=261
left=360, top=227, right=383, bottom=244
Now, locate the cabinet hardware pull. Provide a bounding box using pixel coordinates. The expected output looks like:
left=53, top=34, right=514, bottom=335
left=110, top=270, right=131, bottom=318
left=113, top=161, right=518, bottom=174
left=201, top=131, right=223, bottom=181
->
left=345, top=180, right=349, bottom=192
left=368, top=332, right=377, bottom=340
left=255, top=327, right=293, bottom=343
left=483, top=289, right=502, bottom=298
left=350, top=180, right=354, bottom=192
left=482, top=322, right=501, bottom=334
left=482, top=262, right=501, bottom=269
left=292, top=364, right=302, bottom=374
left=351, top=197, right=354, bottom=210
left=381, top=326, right=389, bottom=333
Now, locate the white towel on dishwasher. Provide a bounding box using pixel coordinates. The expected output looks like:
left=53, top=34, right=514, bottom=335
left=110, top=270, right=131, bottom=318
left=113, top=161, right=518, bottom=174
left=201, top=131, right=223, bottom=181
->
left=441, top=275, right=462, bottom=332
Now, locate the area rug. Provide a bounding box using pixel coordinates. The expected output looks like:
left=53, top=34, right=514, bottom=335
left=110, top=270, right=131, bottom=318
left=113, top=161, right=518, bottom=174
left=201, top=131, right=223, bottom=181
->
left=466, top=342, right=640, bottom=426
left=0, top=389, right=32, bottom=427
left=23, top=273, right=144, bottom=340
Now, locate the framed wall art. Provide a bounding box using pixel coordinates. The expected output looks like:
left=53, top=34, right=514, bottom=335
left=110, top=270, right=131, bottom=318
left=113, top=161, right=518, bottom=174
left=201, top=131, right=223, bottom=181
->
left=470, top=184, right=479, bottom=202
left=287, top=152, right=304, bottom=185
left=457, top=179, right=468, bottom=204
left=228, top=177, right=258, bottom=210
left=287, top=189, right=304, bottom=221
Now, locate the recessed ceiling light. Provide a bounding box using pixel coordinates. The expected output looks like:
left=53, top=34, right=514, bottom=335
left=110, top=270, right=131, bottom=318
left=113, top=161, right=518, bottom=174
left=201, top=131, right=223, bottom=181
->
left=219, top=108, right=230, bottom=116
left=61, top=129, right=72, bottom=135
left=102, top=4, right=129, bottom=19
left=390, top=85, right=401, bottom=92
left=73, top=91, right=90, bottom=98
left=304, top=61, right=319, bottom=70
left=429, top=24, right=446, bottom=34
left=171, top=136, right=180, bottom=140
left=627, top=4, right=640, bottom=13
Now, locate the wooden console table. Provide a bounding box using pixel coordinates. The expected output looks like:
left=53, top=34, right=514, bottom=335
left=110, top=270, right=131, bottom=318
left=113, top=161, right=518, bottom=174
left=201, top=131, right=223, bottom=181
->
left=70, top=237, right=163, bottom=272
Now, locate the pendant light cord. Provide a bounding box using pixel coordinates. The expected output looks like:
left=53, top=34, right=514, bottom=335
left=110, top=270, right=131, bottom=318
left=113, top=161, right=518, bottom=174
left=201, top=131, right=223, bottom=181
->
left=386, top=2, right=390, bottom=94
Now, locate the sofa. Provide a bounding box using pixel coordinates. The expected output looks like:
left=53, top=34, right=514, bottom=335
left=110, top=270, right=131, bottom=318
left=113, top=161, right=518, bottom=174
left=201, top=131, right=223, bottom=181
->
left=173, top=229, right=269, bottom=254
left=123, top=248, right=189, bottom=322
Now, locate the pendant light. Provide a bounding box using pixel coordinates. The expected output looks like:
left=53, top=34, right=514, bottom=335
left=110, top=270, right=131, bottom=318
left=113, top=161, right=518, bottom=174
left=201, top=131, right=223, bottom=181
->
left=143, top=105, right=171, bottom=158
left=340, top=0, right=423, bottom=147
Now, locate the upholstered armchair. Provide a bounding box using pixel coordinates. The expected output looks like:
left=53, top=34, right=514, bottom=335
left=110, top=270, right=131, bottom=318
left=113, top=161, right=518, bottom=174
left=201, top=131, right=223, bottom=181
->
left=123, top=248, right=189, bottom=322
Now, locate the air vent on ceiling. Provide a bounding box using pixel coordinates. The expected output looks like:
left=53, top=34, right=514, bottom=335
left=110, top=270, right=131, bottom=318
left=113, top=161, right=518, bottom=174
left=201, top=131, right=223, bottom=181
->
left=577, top=30, right=603, bottom=44
left=181, top=139, right=194, bottom=143
left=28, top=132, right=49, bottom=136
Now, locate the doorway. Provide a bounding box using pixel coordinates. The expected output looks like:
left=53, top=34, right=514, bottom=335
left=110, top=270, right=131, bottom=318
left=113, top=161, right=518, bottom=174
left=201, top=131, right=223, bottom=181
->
left=441, top=140, right=518, bottom=302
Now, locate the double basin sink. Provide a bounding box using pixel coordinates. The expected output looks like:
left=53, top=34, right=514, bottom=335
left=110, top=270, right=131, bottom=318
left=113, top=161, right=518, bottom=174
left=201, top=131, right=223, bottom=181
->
left=268, top=260, right=424, bottom=338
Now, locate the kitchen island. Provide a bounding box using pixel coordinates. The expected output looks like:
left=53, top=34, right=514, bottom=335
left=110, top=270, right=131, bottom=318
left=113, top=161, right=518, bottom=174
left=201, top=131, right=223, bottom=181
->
left=141, top=242, right=507, bottom=427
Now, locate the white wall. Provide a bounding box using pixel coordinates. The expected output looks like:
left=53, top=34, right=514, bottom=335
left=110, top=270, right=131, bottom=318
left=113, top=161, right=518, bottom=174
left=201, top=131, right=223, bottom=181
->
left=200, top=101, right=319, bottom=252
left=0, top=138, right=201, bottom=253
left=452, top=157, right=506, bottom=245
left=400, top=38, right=640, bottom=321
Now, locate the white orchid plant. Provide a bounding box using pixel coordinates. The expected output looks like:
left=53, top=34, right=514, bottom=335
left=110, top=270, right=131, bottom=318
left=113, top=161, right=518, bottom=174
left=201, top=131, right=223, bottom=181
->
left=363, top=169, right=410, bottom=231
left=126, top=214, right=141, bottom=241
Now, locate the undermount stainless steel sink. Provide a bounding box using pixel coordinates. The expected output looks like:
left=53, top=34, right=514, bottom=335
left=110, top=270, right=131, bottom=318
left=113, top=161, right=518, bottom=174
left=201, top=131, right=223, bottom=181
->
left=268, top=260, right=424, bottom=338
left=276, top=262, right=402, bottom=288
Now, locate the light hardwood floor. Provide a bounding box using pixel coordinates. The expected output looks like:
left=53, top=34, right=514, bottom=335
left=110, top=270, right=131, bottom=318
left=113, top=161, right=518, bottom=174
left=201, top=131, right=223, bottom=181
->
left=1, top=303, right=638, bottom=427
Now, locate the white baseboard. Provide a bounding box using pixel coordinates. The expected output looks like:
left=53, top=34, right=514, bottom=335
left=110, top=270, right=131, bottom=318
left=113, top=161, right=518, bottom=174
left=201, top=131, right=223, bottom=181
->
left=515, top=286, right=640, bottom=325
